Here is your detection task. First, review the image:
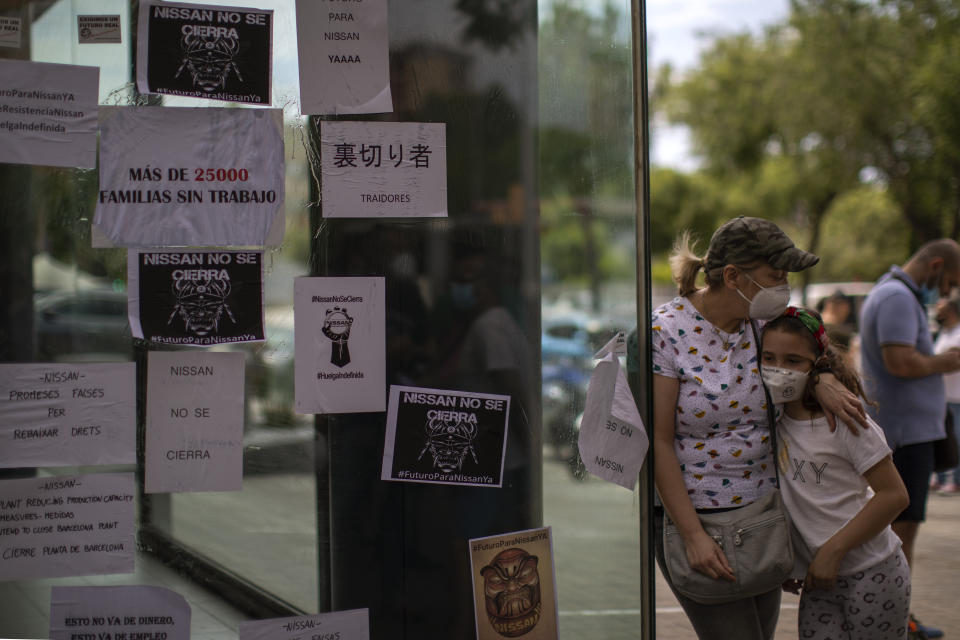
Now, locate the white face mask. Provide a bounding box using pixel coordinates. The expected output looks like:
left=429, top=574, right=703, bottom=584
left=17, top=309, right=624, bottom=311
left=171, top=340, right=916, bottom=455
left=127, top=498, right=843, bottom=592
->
left=760, top=365, right=810, bottom=404
left=737, top=274, right=791, bottom=320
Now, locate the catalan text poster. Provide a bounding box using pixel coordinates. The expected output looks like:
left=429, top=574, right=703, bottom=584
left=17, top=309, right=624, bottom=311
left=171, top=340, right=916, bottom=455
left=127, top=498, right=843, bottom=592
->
left=294, top=277, right=386, bottom=414
left=381, top=386, right=510, bottom=488
left=0, top=363, right=135, bottom=468
left=94, top=106, right=285, bottom=248
left=129, top=250, right=264, bottom=346
left=0, top=473, right=135, bottom=581
left=295, top=0, right=392, bottom=115
left=0, top=16, right=21, bottom=48
left=469, top=527, right=559, bottom=640
left=0, top=59, right=99, bottom=168
left=320, top=121, right=447, bottom=218
left=137, top=0, right=272, bottom=105
left=78, top=15, right=123, bottom=44
left=239, top=608, right=370, bottom=640
left=145, top=351, right=245, bottom=493
left=49, top=586, right=191, bottom=640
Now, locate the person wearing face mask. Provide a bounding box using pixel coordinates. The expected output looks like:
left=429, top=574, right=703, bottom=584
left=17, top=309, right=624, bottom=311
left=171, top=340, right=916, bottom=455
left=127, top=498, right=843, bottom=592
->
left=859, top=239, right=960, bottom=639
left=760, top=308, right=910, bottom=640
left=649, top=216, right=868, bottom=640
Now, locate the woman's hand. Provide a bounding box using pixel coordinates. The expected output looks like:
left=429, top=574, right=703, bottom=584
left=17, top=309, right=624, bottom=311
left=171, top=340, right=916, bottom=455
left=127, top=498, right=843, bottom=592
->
left=684, top=529, right=736, bottom=582
left=813, top=372, right=868, bottom=433
left=804, top=544, right=844, bottom=591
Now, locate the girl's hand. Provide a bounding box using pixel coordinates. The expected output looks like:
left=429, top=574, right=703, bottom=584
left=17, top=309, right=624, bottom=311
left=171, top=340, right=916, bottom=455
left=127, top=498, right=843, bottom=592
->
left=804, top=544, right=844, bottom=591
left=684, top=529, right=736, bottom=582
left=782, top=579, right=803, bottom=595
left=813, top=372, right=868, bottom=433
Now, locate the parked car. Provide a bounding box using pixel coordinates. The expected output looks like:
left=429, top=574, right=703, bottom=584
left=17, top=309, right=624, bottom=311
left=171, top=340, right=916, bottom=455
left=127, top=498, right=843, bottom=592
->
left=33, top=289, right=133, bottom=361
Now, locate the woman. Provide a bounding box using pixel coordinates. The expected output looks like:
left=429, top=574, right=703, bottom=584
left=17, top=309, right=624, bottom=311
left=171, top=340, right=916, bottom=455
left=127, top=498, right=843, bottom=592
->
left=651, top=216, right=866, bottom=639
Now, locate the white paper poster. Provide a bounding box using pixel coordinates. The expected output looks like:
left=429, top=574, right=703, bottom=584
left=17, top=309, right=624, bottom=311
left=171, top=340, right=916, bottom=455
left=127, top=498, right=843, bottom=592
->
left=0, top=363, right=135, bottom=468
left=49, top=585, right=191, bottom=640
left=295, top=0, right=392, bottom=115
left=320, top=121, right=447, bottom=218
left=137, top=0, right=273, bottom=105
left=239, top=608, right=370, bottom=640
left=93, top=106, right=285, bottom=248
left=0, top=16, right=21, bottom=48
left=78, top=15, right=122, bottom=44
left=294, top=277, right=386, bottom=414
left=381, top=386, right=510, bottom=488
left=0, top=59, right=99, bottom=168
left=129, top=250, right=265, bottom=346
left=146, top=351, right=245, bottom=493
left=0, top=473, right=135, bottom=581
left=578, top=353, right=649, bottom=490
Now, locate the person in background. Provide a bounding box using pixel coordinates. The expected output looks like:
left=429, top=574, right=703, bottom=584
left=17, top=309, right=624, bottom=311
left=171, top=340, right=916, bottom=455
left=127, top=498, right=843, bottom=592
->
left=931, top=288, right=960, bottom=494
left=761, top=307, right=910, bottom=640
left=651, top=216, right=866, bottom=640
left=858, top=239, right=960, bottom=639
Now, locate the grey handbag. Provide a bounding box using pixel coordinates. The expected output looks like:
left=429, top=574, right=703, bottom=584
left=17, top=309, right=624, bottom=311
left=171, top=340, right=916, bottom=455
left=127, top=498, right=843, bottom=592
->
left=661, top=319, right=794, bottom=604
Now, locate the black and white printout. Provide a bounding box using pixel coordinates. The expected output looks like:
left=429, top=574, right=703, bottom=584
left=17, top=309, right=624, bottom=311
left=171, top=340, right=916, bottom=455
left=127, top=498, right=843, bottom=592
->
left=0, top=473, right=135, bottom=581
left=0, top=363, right=135, bottom=468
left=50, top=585, right=191, bottom=640
left=321, top=121, right=447, bottom=218
left=381, top=386, right=510, bottom=488
left=93, top=106, right=285, bottom=248
left=78, top=15, right=123, bottom=44
left=0, top=59, right=98, bottom=168
left=0, top=16, right=20, bottom=48
left=295, top=0, right=392, bottom=115
left=137, top=0, right=272, bottom=105
left=146, top=351, right=245, bottom=493
left=578, top=353, right=648, bottom=490
left=129, top=250, right=265, bottom=346
left=294, top=277, right=385, bottom=414
left=239, top=608, right=370, bottom=640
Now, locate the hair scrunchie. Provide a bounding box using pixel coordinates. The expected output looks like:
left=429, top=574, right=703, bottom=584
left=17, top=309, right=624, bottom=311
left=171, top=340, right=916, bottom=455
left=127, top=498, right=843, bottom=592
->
left=783, top=306, right=829, bottom=355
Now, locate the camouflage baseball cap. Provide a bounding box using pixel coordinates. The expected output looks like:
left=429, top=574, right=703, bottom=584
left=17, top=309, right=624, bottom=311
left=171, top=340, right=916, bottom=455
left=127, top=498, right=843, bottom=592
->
left=704, top=216, right=819, bottom=273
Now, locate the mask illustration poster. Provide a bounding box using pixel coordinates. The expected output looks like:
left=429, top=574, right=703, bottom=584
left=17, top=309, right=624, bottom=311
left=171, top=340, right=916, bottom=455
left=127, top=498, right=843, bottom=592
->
left=136, top=0, right=272, bottom=105
left=93, top=106, right=285, bottom=248
left=128, top=250, right=264, bottom=346
left=381, top=385, right=510, bottom=488
left=294, top=277, right=385, bottom=414
left=469, top=527, right=559, bottom=640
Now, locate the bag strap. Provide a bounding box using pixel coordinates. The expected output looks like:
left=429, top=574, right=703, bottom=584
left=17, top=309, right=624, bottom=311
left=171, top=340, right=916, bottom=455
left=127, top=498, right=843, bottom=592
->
left=750, top=319, right=781, bottom=489
left=889, top=271, right=925, bottom=308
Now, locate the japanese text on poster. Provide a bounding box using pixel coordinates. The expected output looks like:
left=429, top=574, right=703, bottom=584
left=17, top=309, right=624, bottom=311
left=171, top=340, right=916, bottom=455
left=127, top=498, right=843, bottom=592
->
left=0, top=473, right=135, bottom=581
left=129, top=250, right=265, bottom=346
left=321, top=121, right=447, bottom=218
left=468, top=527, right=559, bottom=640
left=295, top=0, right=392, bottom=114
left=78, top=15, right=122, bottom=44
left=93, top=106, right=285, bottom=248
left=0, top=363, right=135, bottom=468
left=0, top=59, right=98, bottom=168
left=137, top=0, right=273, bottom=104
left=146, top=351, right=245, bottom=493
left=239, top=608, right=370, bottom=640
left=294, top=277, right=386, bottom=414
left=50, top=585, right=191, bottom=640
left=381, top=386, right=510, bottom=488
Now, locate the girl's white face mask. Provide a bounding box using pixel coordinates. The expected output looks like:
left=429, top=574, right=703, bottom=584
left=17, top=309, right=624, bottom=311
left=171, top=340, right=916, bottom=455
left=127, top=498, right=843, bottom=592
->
left=737, top=275, right=791, bottom=320
left=760, top=365, right=809, bottom=404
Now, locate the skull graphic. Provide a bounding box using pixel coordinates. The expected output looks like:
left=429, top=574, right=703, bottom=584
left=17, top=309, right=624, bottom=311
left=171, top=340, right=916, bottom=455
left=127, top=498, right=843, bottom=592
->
left=480, top=547, right=542, bottom=637
left=175, top=30, right=243, bottom=93
left=418, top=413, right=478, bottom=473
left=167, top=275, right=236, bottom=336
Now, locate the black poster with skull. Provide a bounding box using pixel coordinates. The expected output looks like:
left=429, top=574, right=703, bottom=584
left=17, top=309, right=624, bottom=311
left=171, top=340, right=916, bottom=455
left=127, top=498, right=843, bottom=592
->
left=129, top=250, right=265, bottom=346
left=137, top=0, right=272, bottom=105
left=381, top=386, right=511, bottom=488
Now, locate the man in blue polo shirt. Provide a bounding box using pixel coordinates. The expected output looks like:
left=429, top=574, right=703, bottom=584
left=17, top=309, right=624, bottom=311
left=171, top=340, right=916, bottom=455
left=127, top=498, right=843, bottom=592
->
left=860, top=239, right=960, bottom=639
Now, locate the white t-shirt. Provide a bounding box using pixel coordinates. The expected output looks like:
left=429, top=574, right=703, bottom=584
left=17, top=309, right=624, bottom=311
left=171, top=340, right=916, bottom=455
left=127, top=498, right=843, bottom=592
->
left=652, top=297, right=777, bottom=509
left=777, top=413, right=901, bottom=577
left=934, top=323, right=960, bottom=403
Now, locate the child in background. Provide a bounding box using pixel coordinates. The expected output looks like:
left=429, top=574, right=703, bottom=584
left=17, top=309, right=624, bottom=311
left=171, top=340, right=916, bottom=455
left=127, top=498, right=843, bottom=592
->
left=760, top=307, right=912, bottom=640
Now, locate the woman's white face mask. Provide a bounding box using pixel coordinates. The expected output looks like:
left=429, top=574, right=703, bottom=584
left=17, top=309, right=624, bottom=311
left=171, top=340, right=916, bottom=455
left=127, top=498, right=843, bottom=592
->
left=737, top=274, right=791, bottom=320
left=760, top=365, right=810, bottom=404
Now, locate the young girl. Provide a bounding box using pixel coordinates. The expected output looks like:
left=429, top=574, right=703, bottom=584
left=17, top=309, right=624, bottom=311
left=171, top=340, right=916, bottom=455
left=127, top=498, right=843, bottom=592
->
left=760, top=307, right=911, bottom=640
